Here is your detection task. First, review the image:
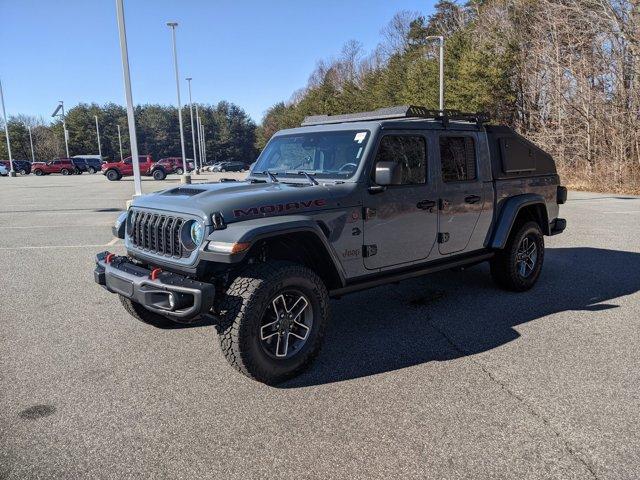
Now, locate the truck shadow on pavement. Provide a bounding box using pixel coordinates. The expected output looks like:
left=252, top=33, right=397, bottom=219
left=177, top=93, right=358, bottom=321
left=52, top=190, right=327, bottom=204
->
left=280, top=247, right=640, bottom=388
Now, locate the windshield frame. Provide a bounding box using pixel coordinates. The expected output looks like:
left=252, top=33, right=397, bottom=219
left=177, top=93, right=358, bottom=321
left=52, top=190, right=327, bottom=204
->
left=251, top=129, right=373, bottom=181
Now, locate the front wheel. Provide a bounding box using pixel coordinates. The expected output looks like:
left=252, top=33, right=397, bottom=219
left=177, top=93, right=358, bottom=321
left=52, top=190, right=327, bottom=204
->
left=19, top=169, right=27, bottom=175
left=87, top=167, right=96, bottom=174
left=490, top=221, right=544, bottom=291
left=175, top=167, right=183, bottom=175
left=105, top=169, right=120, bottom=181
left=217, top=261, right=329, bottom=384
left=60, top=168, right=70, bottom=175
left=152, top=169, right=166, bottom=180
left=34, top=169, right=43, bottom=176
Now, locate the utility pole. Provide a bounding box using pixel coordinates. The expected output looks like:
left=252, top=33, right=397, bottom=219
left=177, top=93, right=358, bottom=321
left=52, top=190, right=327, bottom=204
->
left=51, top=101, right=70, bottom=158
left=425, top=36, right=445, bottom=111
left=117, top=124, right=124, bottom=161
left=0, top=78, right=15, bottom=176
left=115, top=0, right=142, bottom=197
left=195, top=105, right=203, bottom=169
left=186, top=77, right=199, bottom=174
left=94, top=115, right=102, bottom=158
left=28, top=126, right=35, bottom=162
left=166, top=21, right=190, bottom=184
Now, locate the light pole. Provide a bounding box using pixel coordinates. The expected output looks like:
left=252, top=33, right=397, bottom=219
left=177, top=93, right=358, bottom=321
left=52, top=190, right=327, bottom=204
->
left=185, top=77, right=198, bottom=174
left=424, top=36, right=445, bottom=111
left=94, top=115, right=102, bottom=159
left=195, top=104, right=203, bottom=169
left=117, top=124, right=124, bottom=161
left=116, top=0, right=142, bottom=197
left=28, top=125, right=35, bottom=162
left=51, top=101, right=70, bottom=158
left=166, top=21, right=189, bottom=184
left=201, top=121, right=207, bottom=164
left=0, top=78, right=15, bottom=176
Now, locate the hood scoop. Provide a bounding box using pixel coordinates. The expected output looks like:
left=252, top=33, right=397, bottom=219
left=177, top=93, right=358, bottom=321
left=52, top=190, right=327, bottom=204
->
left=163, top=187, right=206, bottom=197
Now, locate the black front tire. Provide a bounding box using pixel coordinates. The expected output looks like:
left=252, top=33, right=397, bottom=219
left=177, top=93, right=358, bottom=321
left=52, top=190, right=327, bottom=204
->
left=87, top=167, right=96, bottom=174
left=119, top=296, right=175, bottom=328
left=106, top=169, right=120, bottom=181
left=34, top=169, right=43, bottom=176
left=152, top=169, right=166, bottom=180
left=61, top=168, right=70, bottom=175
left=217, top=261, right=329, bottom=385
left=490, top=221, right=544, bottom=291
left=175, top=167, right=183, bottom=175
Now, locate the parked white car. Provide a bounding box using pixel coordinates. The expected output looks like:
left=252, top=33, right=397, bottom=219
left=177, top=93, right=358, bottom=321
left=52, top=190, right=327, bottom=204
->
left=0, top=164, right=8, bottom=176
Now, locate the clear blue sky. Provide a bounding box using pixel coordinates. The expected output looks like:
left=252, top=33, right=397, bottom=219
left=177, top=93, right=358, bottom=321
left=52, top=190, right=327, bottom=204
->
left=0, top=0, right=433, bottom=123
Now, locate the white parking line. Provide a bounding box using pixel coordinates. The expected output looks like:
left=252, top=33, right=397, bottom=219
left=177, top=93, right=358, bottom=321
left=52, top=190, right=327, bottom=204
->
left=105, top=238, right=120, bottom=246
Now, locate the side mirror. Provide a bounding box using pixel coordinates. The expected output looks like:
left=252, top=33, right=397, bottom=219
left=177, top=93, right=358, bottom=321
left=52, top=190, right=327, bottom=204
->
left=374, top=161, right=402, bottom=186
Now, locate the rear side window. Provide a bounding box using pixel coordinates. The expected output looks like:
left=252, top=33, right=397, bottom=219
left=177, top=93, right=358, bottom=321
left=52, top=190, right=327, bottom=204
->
left=439, top=136, right=477, bottom=182
left=374, top=135, right=427, bottom=185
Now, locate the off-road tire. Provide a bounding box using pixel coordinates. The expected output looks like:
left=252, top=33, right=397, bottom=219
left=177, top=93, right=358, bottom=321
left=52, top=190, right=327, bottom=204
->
left=106, top=169, right=120, bottom=181
left=152, top=169, right=166, bottom=180
left=491, top=221, right=544, bottom=291
left=119, top=295, right=175, bottom=328
left=217, top=261, right=329, bottom=384
left=61, top=168, right=70, bottom=175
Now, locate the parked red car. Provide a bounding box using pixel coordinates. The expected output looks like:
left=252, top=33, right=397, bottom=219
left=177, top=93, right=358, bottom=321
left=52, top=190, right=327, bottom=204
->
left=32, top=159, right=76, bottom=176
left=101, top=155, right=167, bottom=181
left=156, top=157, right=195, bottom=175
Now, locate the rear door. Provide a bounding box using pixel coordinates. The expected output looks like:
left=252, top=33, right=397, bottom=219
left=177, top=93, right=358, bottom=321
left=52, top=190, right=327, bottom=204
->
left=437, top=133, right=485, bottom=254
left=363, top=132, right=438, bottom=270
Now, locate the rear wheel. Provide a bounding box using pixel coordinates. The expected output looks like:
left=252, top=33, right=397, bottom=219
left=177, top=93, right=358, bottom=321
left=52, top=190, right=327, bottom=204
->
left=34, top=169, right=43, bottom=176
left=491, top=221, right=544, bottom=291
left=87, top=166, right=96, bottom=174
left=60, top=168, right=70, bottom=175
left=119, top=296, right=175, bottom=328
left=152, top=169, right=166, bottom=180
left=19, top=169, right=27, bottom=175
left=106, top=169, right=120, bottom=181
left=217, top=261, right=329, bottom=384
left=175, top=167, right=183, bottom=175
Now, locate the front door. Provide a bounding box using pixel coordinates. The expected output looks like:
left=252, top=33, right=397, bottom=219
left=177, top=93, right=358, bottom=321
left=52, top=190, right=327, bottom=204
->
left=363, top=133, right=438, bottom=270
left=437, top=133, right=485, bottom=254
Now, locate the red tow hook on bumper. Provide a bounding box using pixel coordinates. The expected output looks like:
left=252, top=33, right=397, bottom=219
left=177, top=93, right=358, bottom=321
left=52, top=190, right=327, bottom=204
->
left=150, top=268, right=162, bottom=281
left=105, top=252, right=115, bottom=264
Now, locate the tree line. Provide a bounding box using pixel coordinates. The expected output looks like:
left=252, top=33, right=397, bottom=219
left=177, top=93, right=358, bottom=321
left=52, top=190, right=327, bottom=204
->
left=0, top=101, right=257, bottom=165
left=257, top=0, right=640, bottom=194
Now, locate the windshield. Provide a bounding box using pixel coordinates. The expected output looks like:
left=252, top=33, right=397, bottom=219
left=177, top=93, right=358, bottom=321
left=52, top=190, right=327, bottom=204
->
left=253, top=130, right=370, bottom=179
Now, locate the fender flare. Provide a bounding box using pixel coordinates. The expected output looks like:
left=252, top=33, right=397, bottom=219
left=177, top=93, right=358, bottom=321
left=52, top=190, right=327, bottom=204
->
left=201, top=215, right=347, bottom=285
left=490, top=193, right=549, bottom=249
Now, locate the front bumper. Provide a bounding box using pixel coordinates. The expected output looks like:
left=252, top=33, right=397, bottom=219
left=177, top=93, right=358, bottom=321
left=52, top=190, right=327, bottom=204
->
left=94, top=251, right=215, bottom=321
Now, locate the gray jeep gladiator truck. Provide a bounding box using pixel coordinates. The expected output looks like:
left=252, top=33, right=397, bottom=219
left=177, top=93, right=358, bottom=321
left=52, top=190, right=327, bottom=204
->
left=95, top=106, right=567, bottom=384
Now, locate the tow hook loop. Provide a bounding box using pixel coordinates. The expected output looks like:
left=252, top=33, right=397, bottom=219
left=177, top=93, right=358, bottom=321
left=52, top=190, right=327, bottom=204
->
left=105, top=252, right=115, bottom=264
left=150, top=268, right=162, bottom=281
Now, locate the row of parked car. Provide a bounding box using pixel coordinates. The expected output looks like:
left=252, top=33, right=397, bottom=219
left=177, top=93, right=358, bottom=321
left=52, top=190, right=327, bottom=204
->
left=0, top=155, right=250, bottom=180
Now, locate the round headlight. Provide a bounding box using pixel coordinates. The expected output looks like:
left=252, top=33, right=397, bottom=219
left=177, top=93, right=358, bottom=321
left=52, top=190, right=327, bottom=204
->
left=190, top=221, right=204, bottom=247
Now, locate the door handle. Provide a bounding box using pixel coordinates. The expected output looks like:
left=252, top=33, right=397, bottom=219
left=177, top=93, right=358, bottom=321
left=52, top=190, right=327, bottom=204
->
left=464, top=195, right=481, bottom=204
left=416, top=200, right=436, bottom=211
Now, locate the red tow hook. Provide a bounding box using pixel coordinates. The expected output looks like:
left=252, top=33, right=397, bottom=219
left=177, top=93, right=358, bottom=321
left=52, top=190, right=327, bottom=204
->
left=150, top=268, right=162, bottom=281
left=105, top=252, right=115, bottom=264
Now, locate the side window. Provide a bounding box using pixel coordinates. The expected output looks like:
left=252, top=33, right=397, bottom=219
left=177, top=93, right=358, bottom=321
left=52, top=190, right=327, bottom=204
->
left=439, top=136, right=477, bottom=182
left=374, top=135, right=427, bottom=185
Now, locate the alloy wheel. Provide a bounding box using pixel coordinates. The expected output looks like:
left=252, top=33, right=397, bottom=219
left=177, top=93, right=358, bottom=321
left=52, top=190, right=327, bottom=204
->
left=516, top=234, right=538, bottom=278
left=259, top=290, right=313, bottom=359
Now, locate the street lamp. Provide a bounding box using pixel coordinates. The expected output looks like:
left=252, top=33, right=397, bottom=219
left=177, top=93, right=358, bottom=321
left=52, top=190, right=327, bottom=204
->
left=117, top=124, right=124, bottom=161
left=95, top=115, right=102, bottom=159
left=28, top=125, right=35, bottom=162
left=0, top=78, right=16, bottom=177
left=185, top=77, right=198, bottom=174
left=51, top=101, right=70, bottom=158
left=115, top=0, right=142, bottom=197
left=424, top=36, right=445, bottom=111
left=195, top=104, right=203, bottom=168
left=166, top=21, right=190, bottom=184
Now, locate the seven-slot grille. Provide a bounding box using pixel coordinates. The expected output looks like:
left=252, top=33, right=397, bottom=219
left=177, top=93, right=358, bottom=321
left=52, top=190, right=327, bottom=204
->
left=129, top=209, right=186, bottom=257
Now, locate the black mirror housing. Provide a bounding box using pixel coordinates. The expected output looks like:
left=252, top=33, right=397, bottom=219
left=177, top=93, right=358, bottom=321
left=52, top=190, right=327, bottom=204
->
left=374, top=161, right=402, bottom=186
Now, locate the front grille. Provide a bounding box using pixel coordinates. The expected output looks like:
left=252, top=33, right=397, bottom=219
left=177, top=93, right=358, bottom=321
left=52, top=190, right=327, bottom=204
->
left=129, top=210, right=185, bottom=258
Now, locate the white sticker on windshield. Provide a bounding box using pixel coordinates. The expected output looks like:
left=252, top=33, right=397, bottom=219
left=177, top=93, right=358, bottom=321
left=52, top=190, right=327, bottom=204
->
left=354, top=132, right=367, bottom=143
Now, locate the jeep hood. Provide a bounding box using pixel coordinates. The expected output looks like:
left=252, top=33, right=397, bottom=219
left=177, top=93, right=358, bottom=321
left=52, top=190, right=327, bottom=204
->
left=131, top=180, right=358, bottom=225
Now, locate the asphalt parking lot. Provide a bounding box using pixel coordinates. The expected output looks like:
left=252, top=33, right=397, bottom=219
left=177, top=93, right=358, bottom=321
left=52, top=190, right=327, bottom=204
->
left=1, top=173, right=639, bottom=479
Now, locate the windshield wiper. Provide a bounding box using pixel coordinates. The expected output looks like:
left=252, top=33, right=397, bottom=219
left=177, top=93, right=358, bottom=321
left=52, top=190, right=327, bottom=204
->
left=262, top=170, right=279, bottom=183
left=285, top=170, right=319, bottom=185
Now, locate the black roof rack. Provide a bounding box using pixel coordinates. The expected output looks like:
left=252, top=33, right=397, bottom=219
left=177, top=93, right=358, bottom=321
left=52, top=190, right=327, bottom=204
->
left=301, top=105, right=490, bottom=127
